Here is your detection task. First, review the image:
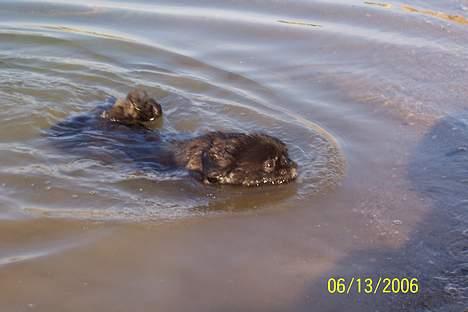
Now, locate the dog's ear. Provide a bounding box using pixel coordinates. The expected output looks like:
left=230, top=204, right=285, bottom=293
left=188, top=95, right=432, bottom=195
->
left=209, top=135, right=240, bottom=167
left=126, top=89, right=148, bottom=104
left=199, top=138, right=240, bottom=184
left=104, top=99, right=130, bottom=121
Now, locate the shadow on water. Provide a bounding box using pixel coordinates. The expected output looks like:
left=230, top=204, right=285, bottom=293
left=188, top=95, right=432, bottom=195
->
left=288, top=111, right=468, bottom=312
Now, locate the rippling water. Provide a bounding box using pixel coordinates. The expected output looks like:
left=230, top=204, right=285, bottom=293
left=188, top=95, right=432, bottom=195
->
left=0, top=1, right=467, bottom=311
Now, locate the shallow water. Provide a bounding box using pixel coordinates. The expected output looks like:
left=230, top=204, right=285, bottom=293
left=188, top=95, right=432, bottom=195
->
left=0, top=1, right=467, bottom=311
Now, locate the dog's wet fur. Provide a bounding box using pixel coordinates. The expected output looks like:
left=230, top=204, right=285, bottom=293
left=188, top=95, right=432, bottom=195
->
left=49, top=89, right=298, bottom=187
left=173, top=132, right=298, bottom=186
left=100, top=89, right=162, bottom=125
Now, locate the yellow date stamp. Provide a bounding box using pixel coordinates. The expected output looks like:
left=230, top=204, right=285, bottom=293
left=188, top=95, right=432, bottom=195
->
left=327, top=277, right=419, bottom=294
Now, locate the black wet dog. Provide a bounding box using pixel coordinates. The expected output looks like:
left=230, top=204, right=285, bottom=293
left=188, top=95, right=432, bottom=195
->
left=100, top=89, right=162, bottom=125
left=173, top=132, right=298, bottom=186
left=49, top=89, right=162, bottom=139
left=47, top=89, right=164, bottom=169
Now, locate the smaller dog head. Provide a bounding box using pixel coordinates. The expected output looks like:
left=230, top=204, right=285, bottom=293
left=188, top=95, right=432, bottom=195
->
left=103, top=89, right=162, bottom=124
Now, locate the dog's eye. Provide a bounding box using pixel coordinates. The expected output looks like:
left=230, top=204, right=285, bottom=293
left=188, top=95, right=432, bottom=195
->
left=263, top=159, right=276, bottom=172
left=280, top=156, right=289, bottom=167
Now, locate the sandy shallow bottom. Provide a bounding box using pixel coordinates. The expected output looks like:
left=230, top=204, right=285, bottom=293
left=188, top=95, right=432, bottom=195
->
left=0, top=0, right=467, bottom=311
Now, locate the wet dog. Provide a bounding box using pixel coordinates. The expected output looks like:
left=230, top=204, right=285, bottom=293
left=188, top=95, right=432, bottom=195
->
left=100, top=89, right=162, bottom=125
left=173, top=132, right=298, bottom=186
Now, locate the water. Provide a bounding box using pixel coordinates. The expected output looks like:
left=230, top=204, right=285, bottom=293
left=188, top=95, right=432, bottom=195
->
left=0, top=1, right=467, bottom=311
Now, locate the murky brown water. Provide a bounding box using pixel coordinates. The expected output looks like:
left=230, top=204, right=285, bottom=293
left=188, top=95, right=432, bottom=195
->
left=0, top=1, right=467, bottom=311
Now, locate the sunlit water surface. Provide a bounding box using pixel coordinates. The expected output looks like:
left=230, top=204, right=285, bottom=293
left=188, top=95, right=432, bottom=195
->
left=0, top=1, right=467, bottom=311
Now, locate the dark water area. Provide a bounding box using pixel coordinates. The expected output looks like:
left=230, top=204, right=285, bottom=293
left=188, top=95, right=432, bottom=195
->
left=0, top=0, right=467, bottom=311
